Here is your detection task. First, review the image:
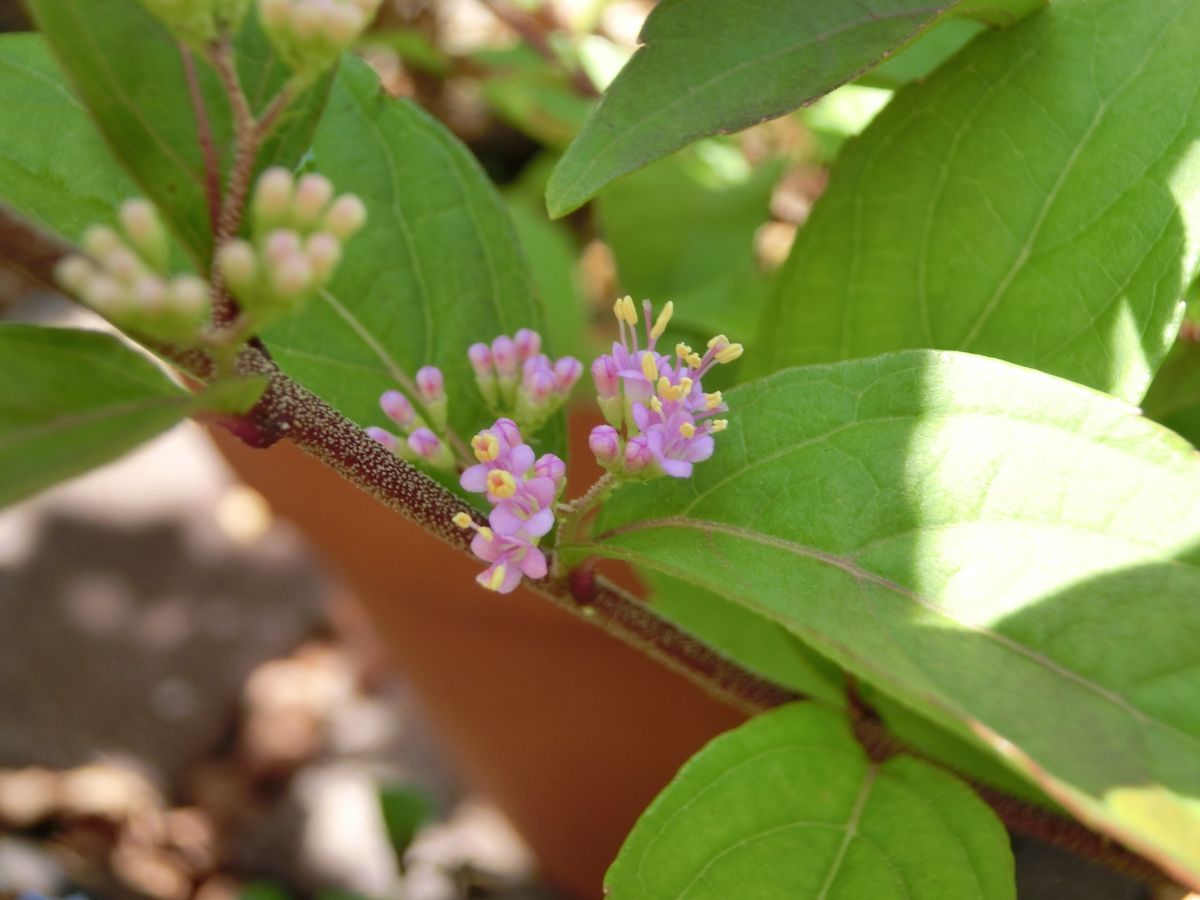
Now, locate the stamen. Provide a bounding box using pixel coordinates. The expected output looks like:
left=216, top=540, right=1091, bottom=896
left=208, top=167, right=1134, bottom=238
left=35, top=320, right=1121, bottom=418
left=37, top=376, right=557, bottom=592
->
left=705, top=391, right=723, bottom=409
left=486, top=469, right=518, bottom=499
left=707, top=334, right=729, bottom=350
left=716, top=343, right=744, bottom=364
left=471, top=433, right=500, bottom=462
left=711, top=419, right=729, bottom=432
left=484, top=564, right=507, bottom=591
left=650, top=396, right=664, bottom=414
left=675, top=342, right=692, bottom=359
left=641, top=351, right=659, bottom=382
left=650, top=301, right=674, bottom=341
left=679, top=422, right=696, bottom=439
left=452, top=512, right=472, bottom=528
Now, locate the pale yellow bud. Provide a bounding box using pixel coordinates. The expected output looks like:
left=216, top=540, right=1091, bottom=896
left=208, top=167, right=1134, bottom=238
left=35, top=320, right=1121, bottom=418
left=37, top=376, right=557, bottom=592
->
left=217, top=240, right=258, bottom=294
left=133, top=277, right=168, bottom=313
left=263, top=229, right=303, bottom=265
left=169, top=275, right=209, bottom=317
left=253, top=167, right=294, bottom=226
left=305, top=232, right=342, bottom=280
left=83, top=276, right=124, bottom=314
left=270, top=255, right=314, bottom=298
left=323, top=194, right=367, bottom=240
left=82, top=225, right=122, bottom=260
left=54, top=256, right=95, bottom=296
left=293, top=172, right=334, bottom=227
left=103, top=246, right=145, bottom=283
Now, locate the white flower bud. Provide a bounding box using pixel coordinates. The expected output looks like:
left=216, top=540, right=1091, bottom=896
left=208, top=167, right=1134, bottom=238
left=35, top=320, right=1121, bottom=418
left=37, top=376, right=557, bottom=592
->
left=253, top=167, right=294, bottom=229
left=293, top=172, right=334, bottom=227
left=169, top=275, right=210, bottom=317
left=83, top=276, right=125, bottom=315
left=82, top=225, right=122, bottom=260
left=323, top=194, right=367, bottom=240
left=217, top=240, right=258, bottom=294
left=119, top=199, right=159, bottom=244
left=103, top=246, right=145, bottom=284
left=270, top=254, right=314, bottom=298
left=263, top=229, right=303, bottom=265
left=133, top=277, right=168, bottom=314
left=305, top=232, right=342, bottom=280
left=55, top=256, right=96, bottom=296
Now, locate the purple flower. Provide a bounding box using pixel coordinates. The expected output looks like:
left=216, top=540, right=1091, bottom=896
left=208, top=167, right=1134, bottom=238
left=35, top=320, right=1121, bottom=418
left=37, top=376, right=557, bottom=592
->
left=415, top=365, right=445, bottom=403
left=589, top=424, right=621, bottom=467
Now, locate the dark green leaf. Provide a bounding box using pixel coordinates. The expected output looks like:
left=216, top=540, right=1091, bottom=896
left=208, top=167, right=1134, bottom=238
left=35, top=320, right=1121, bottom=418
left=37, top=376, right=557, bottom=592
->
left=378, top=782, right=433, bottom=862
left=261, top=58, right=556, bottom=460
left=608, top=704, right=1014, bottom=898
left=25, top=0, right=330, bottom=263
left=546, top=0, right=1041, bottom=216
left=758, top=0, right=1200, bottom=404
left=574, top=350, right=1200, bottom=886
left=0, top=324, right=190, bottom=507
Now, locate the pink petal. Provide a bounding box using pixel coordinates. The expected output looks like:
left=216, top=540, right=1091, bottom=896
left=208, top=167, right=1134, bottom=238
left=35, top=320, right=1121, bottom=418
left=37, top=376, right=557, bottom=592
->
left=520, top=547, right=547, bottom=579
left=461, top=464, right=489, bottom=492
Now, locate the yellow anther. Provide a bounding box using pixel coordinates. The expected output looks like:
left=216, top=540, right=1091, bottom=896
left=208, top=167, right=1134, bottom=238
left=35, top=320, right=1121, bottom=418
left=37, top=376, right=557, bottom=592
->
left=471, top=432, right=500, bottom=462
left=679, top=422, right=696, bottom=439
left=716, top=343, right=744, bottom=364
left=678, top=377, right=693, bottom=394
left=453, top=512, right=472, bottom=528
left=707, top=334, right=729, bottom=350
left=675, top=341, right=693, bottom=359
left=486, top=469, right=518, bottom=499
left=712, top=419, right=729, bottom=433
left=686, top=353, right=702, bottom=368
left=478, top=526, right=494, bottom=541
left=650, top=396, right=664, bottom=414
left=484, top=565, right=507, bottom=591
left=656, top=375, right=671, bottom=396
left=613, top=295, right=638, bottom=326
left=705, top=391, right=723, bottom=410
left=650, top=300, right=674, bottom=340
left=641, top=351, right=659, bottom=382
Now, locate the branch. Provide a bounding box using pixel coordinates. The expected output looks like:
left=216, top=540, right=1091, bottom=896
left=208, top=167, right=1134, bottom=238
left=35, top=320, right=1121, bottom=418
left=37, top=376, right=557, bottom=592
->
left=179, top=43, right=221, bottom=238
left=0, top=205, right=1178, bottom=891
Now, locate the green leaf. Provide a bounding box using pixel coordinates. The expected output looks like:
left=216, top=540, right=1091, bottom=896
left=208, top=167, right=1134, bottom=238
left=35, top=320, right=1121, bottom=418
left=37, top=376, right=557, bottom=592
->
left=0, top=34, right=139, bottom=241
left=25, top=0, right=331, bottom=263
left=595, top=141, right=781, bottom=349
left=642, top=569, right=844, bottom=704
left=260, top=58, right=555, bottom=457
left=574, top=350, right=1200, bottom=887
left=545, top=0, right=1041, bottom=217
left=758, top=0, right=1200, bottom=404
left=857, top=17, right=983, bottom=88
left=607, top=704, right=1014, bottom=899
left=378, top=782, right=433, bottom=862
left=1142, top=341, right=1200, bottom=448
left=0, top=324, right=191, bottom=507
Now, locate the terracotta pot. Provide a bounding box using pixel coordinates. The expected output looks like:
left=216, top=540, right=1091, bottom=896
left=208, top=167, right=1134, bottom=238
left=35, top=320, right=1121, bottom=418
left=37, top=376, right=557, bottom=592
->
left=209, top=417, right=744, bottom=899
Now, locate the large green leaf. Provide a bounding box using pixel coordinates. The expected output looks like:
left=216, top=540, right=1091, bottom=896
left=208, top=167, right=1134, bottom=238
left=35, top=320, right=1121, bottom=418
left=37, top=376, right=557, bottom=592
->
left=260, top=58, right=554, bottom=455
left=758, top=0, right=1200, bottom=404
left=25, top=0, right=330, bottom=263
left=0, top=34, right=138, bottom=241
left=607, top=704, right=1014, bottom=898
left=1142, top=341, right=1200, bottom=448
left=545, top=0, right=1040, bottom=217
left=571, top=350, right=1200, bottom=887
left=0, top=324, right=191, bottom=507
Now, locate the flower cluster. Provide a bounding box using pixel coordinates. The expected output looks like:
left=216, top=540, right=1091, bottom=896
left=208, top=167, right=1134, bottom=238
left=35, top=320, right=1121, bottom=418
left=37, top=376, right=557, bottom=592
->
left=468, top=329, right=582, bottom=432
left=453, top=419, right=565, bottom=593
left=138, top=0, right=249, bottom=47
left=217, top=168, right=366, bottom=325
left=55, top=199, right=211, bottom=343
left=366, top=369, right=455, bottom=471
left=589, top=296, right=739, bottom=479
left=259, top=0, right=381, bottom=78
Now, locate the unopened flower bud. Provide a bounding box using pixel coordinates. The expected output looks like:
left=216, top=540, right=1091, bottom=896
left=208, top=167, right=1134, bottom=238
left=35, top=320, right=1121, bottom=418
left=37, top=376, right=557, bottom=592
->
left=264, top=229, right=303, bottom=265
left=133, top=277, right=168, bottom=313
left=254, top=167, right=294, bottom=230
left=591, top=355, right=620, bottom=399
left=513, top=328, right=541, bottom=362
left=553, top=356, right=583, bottom=392
left=534, top=453, right=566, bottom=494
left=270, top=254, right=314, bottom=299
left=366, top=426, right=399, bottom=452
left=492, top=336, right=519, bottom=377
left=624, top=434, right=653, bottom=474
left=589, top=425, right=621, bottom=468
left=408, top=427, right=453, bottom=469
left=83, top=276, right=125, bottom=315
left=521, top=365, right=556, bottom=405
left=492, top=418, right=522, bottom=449
left=468, top=342, right=493, bottom=376
left=169, top=275, right=209, bottom=317
left=293, top=173, right=334, bottom=227
left=305, top=231, right=342, bottom=280
left=119, top=199, right=169, bottom=271
left=82, top=225, right=122, bottom=261
left=55, top=256, right=95, bottom=295
left=217, top=240, right=258, bottom=295
left=415, top=365, right=445, bottom=403
left=324, top=195, right=367, bottom=240
left=326, top=2, right=365, bottom=44
left=380, top=390, right=417, bottom=430
left=290, top=0, right=325, bottom=40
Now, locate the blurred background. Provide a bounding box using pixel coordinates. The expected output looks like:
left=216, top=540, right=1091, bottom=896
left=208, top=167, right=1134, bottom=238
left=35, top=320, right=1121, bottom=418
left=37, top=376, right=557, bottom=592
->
left=0, top=1, right=1168, bottom=898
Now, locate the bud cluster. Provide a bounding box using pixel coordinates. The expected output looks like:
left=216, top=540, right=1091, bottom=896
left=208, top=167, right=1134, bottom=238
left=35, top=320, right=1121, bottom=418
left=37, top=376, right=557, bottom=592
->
left=366, top=366, right=455, bottom=471
left=138, top=0, right=249, bottom=46
left=217, top=167, right=366, bottom=325
left=55, top=199, right=211, bottom=344
left=259, top=0, right=382, bottom=78
left=453, top=418, right=565, bottom=593
left=467, top=329, right=582, bottom=432
left=589, top=297, right=740, bottom=479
